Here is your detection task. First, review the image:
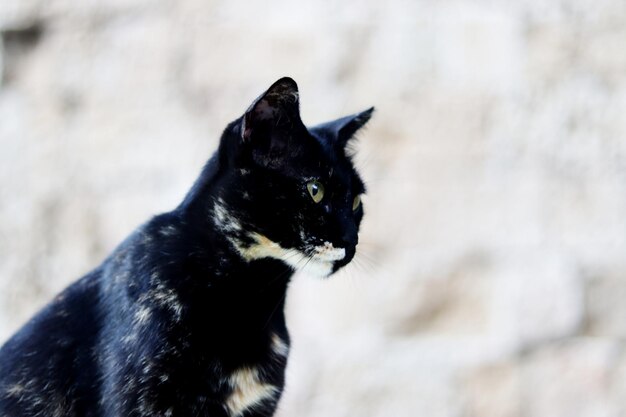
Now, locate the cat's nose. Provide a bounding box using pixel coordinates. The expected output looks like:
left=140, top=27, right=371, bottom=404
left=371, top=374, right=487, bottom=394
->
left=339, top=228, right=358, bottom=248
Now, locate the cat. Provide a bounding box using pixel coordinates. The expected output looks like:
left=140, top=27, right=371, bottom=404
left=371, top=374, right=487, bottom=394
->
left=0, top=77, right=373, bottom=417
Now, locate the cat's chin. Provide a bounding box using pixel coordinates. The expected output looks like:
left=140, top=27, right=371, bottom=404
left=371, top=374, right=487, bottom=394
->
left=278, top=242, right=347, bottom=278
left=291, top=243, right=346, bottom=278
left=264, top=245, right=346, bottom=279
left=293, top=258, right=336, bottom=278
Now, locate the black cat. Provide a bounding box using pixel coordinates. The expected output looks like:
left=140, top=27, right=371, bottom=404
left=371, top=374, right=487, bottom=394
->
left=0, top=77, right=373, bottom=417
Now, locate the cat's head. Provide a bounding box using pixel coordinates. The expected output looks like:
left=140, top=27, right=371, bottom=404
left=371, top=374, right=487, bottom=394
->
left=214, top=77, right=373, bottom=277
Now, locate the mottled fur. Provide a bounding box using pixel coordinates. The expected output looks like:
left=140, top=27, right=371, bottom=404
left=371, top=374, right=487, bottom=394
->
left=0, top=78, right=373, bottom=417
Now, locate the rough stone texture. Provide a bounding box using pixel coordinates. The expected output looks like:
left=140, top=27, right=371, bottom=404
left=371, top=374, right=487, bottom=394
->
left=1, top=1, right=626, bottom=416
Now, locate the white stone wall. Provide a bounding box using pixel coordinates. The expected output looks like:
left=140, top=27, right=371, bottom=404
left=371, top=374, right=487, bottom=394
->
left=1, top=1, right=626, bottom=416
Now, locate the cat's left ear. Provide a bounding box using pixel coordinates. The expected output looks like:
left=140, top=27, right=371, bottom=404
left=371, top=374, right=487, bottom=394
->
left=310, top=107, right=375, bottom=148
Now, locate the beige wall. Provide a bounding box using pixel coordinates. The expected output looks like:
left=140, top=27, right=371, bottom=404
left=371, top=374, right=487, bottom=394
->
left=1, top=1, right=626, bottom=416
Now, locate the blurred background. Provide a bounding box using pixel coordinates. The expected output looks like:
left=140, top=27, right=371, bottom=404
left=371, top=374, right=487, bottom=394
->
left=1, top=0, right=626, bottom=416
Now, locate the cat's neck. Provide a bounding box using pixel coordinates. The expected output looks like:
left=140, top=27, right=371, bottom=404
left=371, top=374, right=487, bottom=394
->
left=177, top=153, right=223, bottom=214
left=125, top=211, right=294, bottom=337
left=141, top=204, right=294, bottom=292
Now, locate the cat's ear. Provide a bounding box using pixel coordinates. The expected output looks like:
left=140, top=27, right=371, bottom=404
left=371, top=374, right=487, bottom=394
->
left=310, top=107, right=374, bottom=148
left=241, top=77, right=302, bottom=142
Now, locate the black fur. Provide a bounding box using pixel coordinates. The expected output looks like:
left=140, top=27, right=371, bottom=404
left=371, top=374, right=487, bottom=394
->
left=0, top=77, right=373, bottom=417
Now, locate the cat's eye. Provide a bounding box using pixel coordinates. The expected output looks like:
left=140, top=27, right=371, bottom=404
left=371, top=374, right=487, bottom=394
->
left=352, top=195, right=361, bottom=211
left=306, top=180, right=325, bottom=203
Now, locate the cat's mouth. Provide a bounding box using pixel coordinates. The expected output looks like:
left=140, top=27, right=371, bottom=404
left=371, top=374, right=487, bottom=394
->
left=296, top=240, right=359, bottom=277
left=300, top=243, right=350, bottom=278
left=310, top=242, right=346, bottom=262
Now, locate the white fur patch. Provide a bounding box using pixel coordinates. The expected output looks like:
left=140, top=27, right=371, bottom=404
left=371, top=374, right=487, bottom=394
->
left=133, top=306, right=152, bottom=326
left=120, top=333, right=138, bottom=344
left=5, top=384, right=25, bottom=398
left=225, top=367, right=278, bottom=417
left=213, top=199, right=243, bottom=234
left=159, top=225, right=178, bottom=237
left=313, top=241, right=346, bottom=262
left=149, top=284, right=183, bottom=321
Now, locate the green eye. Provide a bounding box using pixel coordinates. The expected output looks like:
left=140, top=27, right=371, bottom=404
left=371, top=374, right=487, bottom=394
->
left=352, top=195, right=361, bottom=211
left=307, top=180, right=325, bottom=203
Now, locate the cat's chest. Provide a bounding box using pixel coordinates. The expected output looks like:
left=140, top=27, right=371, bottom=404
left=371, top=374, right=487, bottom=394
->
left=134, top=326, right=290, bottom=416
left=220, top=332, right=290, bottom=416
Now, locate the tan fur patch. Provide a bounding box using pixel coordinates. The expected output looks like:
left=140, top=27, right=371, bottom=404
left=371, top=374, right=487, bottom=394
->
left=235, top=233, right=287, bottom=262
left=271, top=333, right=289, bottom=357
left=226, top=367, right=278, bottom=417
left=234, top=233, right=337, bottom=277
left=212, top=200, right=345, bottom=277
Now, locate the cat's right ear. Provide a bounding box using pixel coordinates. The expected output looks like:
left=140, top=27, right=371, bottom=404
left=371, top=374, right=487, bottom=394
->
left=310, top=107, right=375, bottom=148
left=241, top=77, right=302, bottom=143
